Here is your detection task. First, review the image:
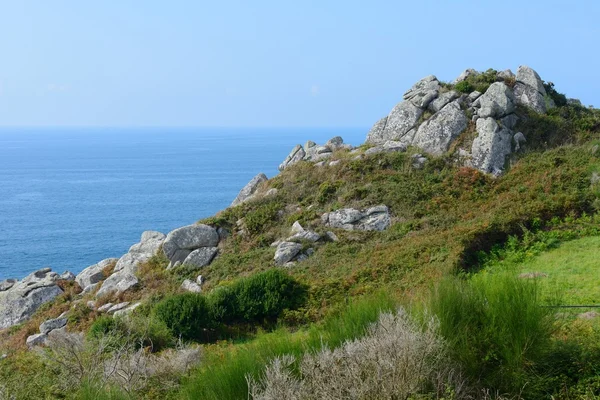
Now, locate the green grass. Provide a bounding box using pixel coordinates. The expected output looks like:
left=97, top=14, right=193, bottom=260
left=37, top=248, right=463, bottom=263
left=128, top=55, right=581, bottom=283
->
left=482, top=235, right=600, bottom=305
left=178, top=292, right=395, bottom=400
left=431, top=271, right=555, bottom=395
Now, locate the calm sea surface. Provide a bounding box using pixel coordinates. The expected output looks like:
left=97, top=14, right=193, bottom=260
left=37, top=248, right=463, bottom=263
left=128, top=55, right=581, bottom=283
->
left=0, top=127, right=365, bottom=280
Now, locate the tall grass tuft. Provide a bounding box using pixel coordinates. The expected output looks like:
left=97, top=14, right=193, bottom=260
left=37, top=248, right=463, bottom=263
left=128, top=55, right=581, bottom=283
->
left=430, top=272, right=555, bottom=394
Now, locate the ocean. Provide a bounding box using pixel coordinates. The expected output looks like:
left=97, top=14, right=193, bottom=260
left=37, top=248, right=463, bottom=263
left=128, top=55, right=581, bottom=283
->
left=0, top=127, right=366, bottom=281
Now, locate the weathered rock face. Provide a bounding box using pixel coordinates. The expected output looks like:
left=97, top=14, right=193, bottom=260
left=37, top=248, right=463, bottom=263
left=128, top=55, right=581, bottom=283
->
left=278, top=137, right=352, bottom=171
left=115, top=231, right=166, bottom=273
left=364, top=66, right=559, bottom=176
left=364, top=140, right=407, bottom=156
left=474, top=82, right=516, bottom=119
left=322, top=205, right=391, bottom=231
left=95, top=231, right=166, bottom=299
left=182, top=247, right=219, bottom=269
left=470, top=117, right=513, bottom=175
left=413, top=100, right=468, bottom=155
left=0, top=279, right=16, bottom=292
left=513, top=65, right=547, bottom=113
left=231, top=173, right=268, bottom=207
left=76, top=258, right=118, bottom=291
left=367, top=76, right=441, bottom=145
left=163, top=224, right=219, bottom=262
left=0, top=268, right=64, bottom=329
left=40, top=316, right=67, bottom=335
left=279, top=145, right=306, bottom=171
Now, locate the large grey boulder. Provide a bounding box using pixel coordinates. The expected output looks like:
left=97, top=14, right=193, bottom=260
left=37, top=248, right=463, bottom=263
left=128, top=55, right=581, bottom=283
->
left=182, top=247, right=219, bottom=269
left=413, top=100, right=468, bottom=155
left=513, top=66, right=547, bottom=113
left=322, top=205, right=391, bottom=231
left=476, top=82, right=516, bottom=118
left=274, top=242, right=303, bottom=265
left=278, top=144, right=306, bottom=171
left=231, top=173, right=268, bottom=207
left=470, top=117, right=513, bottom=175
left=516, top=65, right=546, bottom=95
left=26, top=333, right=48, bottom=347
left=0, top=268, right=63, bottom=329
left=163, top=224, right=219, bottom=261
left=115, top=231, right=166, bottom=273
left=76, top=258, right=118, bottom=291
left=364, top=141, right=407, bottom=156
left=513, top=83, right=546, bottom=114
left=95, top=271, right=138, bottom=298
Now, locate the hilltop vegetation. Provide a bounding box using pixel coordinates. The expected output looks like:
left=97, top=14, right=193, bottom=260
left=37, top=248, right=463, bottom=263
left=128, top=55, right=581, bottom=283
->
left=2, top=67, right=600, bottom=399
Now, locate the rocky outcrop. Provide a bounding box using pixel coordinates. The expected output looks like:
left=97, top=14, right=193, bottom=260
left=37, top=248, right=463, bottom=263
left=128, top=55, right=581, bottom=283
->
left=470, top=117, right=513, bottom=175
left=95, top=231, right=165, bottom=298
left=322, top=205, right=391, bottom=231
left=474, top=82, right=515, bottom=119
left=363, top=65, right=558, bottom=176
left=272, top=222, right=321, bottom=266
left=0, top=268, right=64, bottom=329
left=163, top=224, right=220, bottom=268
left=231, top=173, right=268, bottom=207
left=114, top=231, right=165, bottom=273
left=513, top=65, right=547, bottom=113
left=413, top=100, right=468, bottom=155
left=367, top=76, right=442, bottom=145
left=40, top=316, right=67, bottom=335
left=279, top=137, right=353, bottom=171
left=76, top=258, right=117, bottom=291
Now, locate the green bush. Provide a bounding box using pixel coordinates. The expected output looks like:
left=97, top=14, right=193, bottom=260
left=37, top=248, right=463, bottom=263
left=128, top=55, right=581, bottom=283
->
left=244, top=200, right=281, bottom=235
left=208, top=269, right=308, bottom=324
left=153, top=293, right=215, bottom=341
left=454, top=80, right=473, bottom=94
left=88, top=315, right=124, bottom=339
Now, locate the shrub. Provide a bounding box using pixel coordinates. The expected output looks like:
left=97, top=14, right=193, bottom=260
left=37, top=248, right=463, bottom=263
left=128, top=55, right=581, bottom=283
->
left=244, top=200, right=282, bottom=235
left=209, top=269, right=308, bottom=324
left=455, top=80, right=474, bottom=94
left=88, top=315, right=124, bottom=339
left=248, top=308, right=465, bottom=400
left=153, top=293, right=215, bottom=341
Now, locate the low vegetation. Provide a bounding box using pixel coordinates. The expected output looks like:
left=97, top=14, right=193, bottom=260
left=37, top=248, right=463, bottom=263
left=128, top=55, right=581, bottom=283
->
left=2, top=80, right=600, bottom=399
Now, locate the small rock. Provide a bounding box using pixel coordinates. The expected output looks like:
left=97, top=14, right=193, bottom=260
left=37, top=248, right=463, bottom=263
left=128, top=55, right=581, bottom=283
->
left=329, top=160, right=341, bottom=167
left=87, top=300, right=96, bottom=309
left=97, top=303, right=114, bottom=313
left=578, top=311, right=600, bottom=320
left=113, top=303, right=142, bottom=318
left=196, top=275, right=203, bottom=286
left=274, top=242, right=303, bottom=265
left=181, top=279, right=202, bottom=293
left=26, top=333, right=48, bottom=347
left=107, top=302, right=130, bottom=314
left=60, top=271, right=76, bottom=281
left=39, top=317, right=68, bottom=335
left=325, top=231, right=339, bottom=242
left=182, top=247, right=219, bottom=269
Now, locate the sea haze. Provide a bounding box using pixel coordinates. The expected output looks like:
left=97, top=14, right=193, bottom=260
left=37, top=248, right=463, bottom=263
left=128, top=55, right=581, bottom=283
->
left=0, top=127, right=366, bottom=280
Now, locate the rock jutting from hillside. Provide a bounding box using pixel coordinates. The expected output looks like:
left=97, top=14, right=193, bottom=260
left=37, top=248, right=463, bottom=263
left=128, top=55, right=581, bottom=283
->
left=279, top=136, right=353, bottom=171
left=231, top=173, right=268, bottom=207
left=0, top=268, right=64, bottom=330
left=365, top=65, right=557, bottom=176
left=322, top=205, right=391, bottom=231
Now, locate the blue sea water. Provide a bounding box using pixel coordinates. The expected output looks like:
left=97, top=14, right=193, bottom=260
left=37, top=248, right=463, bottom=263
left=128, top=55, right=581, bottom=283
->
left=0, top=127, right=366, bottom=280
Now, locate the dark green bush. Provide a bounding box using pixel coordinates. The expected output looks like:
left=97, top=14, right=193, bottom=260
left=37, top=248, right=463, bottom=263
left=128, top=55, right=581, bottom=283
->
left=544, top=81, right=568, bottom=107
left=454, top=80, right=473, bottom=94
left=88, top=315, right=124, bottom=339
left=208, top=269, right=308, bottom=324
left=153, top=293, right=215, bottom=341
left=244, top=200, right=282, bottom=235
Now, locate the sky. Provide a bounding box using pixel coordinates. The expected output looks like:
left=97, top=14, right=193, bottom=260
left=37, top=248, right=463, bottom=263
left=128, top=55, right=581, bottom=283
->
left=0, top=1, right=598, bottom=128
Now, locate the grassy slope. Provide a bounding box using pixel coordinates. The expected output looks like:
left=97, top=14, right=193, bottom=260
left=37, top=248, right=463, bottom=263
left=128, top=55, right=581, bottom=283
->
left=487, top=235, right=600, bottom=305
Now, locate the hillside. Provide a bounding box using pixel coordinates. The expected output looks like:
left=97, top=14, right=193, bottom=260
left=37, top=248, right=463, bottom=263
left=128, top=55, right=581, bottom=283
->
left=2, top=66, right=600, bottom=399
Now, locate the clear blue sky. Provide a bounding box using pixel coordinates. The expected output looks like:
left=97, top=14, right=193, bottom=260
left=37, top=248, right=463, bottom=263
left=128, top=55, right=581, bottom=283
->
left=0, top=1, right=598, bottom=128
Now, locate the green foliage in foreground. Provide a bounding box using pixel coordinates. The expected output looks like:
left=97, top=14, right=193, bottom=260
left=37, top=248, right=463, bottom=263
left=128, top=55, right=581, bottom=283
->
left=153, top=269, right=307, bottom=341
left=431, top=272, right=555, bottom=394
left=179, top=292, right=395, bottom=400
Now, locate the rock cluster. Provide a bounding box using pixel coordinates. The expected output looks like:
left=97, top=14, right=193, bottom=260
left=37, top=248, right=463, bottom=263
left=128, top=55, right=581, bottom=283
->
left=163, top=224, right=220, bottom=269
left=273, top=222, right=321, bottom=266
left=0, top=268, right=64, bottom=330
left=365, top=65, right=553, bottom=176
left=279, top=136, right=352, bottom=171
left=321, top=205, right=391, bottom=232
left=26, top=314, right=68, bottom=347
